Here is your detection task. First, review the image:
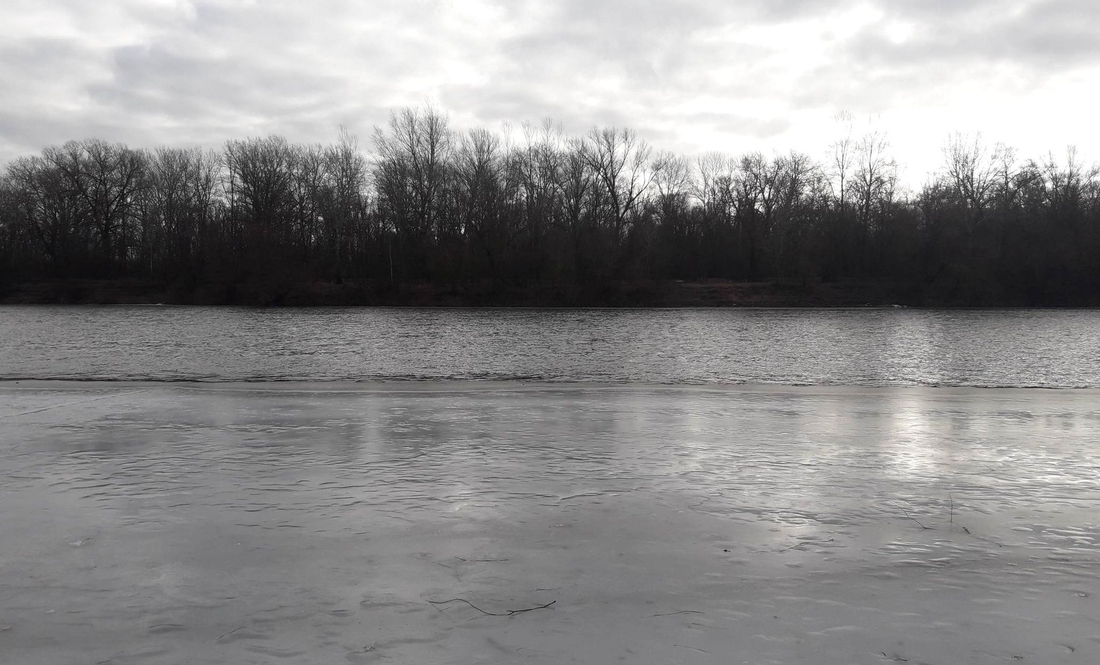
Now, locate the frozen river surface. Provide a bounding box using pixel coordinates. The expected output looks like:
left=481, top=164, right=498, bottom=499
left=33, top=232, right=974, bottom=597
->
left=2, top=381, right=1099, bottom=664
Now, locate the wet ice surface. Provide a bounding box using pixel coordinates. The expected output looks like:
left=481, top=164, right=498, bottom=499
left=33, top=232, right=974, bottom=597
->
left=2, top=382, right=1099, bottom=664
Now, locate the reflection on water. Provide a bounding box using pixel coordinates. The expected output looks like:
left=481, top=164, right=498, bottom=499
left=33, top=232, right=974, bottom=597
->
left=2, top=306, right=1100, bottom=386
left=3, top=384, right=1100, bottom=663
left=5, top=384, right=1099, bottom=545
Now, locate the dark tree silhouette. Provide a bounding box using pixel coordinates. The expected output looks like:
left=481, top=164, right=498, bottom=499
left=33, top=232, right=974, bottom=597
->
left=1, top=104, right=1098, bottom=305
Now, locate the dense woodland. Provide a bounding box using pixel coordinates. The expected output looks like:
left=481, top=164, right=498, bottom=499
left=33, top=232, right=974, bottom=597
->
left=1, top=106, right=1098, bottom=305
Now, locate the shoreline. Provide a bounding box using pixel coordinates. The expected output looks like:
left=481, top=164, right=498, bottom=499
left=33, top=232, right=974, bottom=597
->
left=4, top=378, right=1098, bottom=395
left=4, top=277, right=1094, bottom=308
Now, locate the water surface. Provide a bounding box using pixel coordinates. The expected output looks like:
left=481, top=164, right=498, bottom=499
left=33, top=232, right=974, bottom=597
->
left=2, top=306, right=1098, bottom=387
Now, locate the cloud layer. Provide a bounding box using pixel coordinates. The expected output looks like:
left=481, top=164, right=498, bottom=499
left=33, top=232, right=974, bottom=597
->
left=2, top=0, right=1097, bottom=183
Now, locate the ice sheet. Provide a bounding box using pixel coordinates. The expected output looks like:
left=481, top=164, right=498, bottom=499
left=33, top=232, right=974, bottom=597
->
left=1, top=382, right=1098, bottom=664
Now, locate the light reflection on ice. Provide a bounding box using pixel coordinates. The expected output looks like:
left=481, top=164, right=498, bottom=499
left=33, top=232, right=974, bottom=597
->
left=1, top=382, right=1098, bottom=664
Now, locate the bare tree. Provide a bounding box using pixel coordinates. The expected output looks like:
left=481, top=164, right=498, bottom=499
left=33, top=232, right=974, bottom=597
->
left=693, top=152, right=735, bottom=216
left=223, top=135, right=299, bottom=297
left=580, top=127, right=653, bottom=241
left=323, top=127, right=369, bottom=278
left=224, top=135, right=295, bottom=233
left=289, top=143, right=327, bottom=258
left=768, top=151, right=819, bottom=277
left=553, top=137, right=597, bottom=280
left=732, top=152, right=789, bottom=279
left=144, top=146, right=221, bottom=274
left=1042, top=147, right=1095, bottom=218
left=515, top=119, right=564, bottom=242
left=829, top=111, right=855, bottom=212
left=942, top=132, right=1001, bottom=231
left=991, top=143, right=1019, bottom=209
left=372, top=105, right=453, bottom=241
left=652, top=151, right=691, bottom=206
left=43, top=139, right=146, bottom=268
left=853, top=129, right=898, bottom=231
left=5, top=156, right=84, bottom=270
left=454, top=126, right=507, bottom=279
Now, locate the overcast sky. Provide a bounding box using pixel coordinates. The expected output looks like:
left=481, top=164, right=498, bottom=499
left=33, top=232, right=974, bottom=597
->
left=2, top=0, right=1097, bottom=187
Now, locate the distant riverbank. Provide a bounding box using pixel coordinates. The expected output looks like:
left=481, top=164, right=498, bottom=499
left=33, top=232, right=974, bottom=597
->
left=0, top=277, right=1086, bottom=307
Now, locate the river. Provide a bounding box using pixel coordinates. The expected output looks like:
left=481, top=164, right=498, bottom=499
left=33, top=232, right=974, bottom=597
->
left=1, top=307, right=1098, bottom=664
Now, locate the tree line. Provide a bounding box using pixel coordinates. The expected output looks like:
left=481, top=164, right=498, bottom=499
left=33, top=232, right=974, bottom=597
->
left=1, top=106, right=1098, bottom=305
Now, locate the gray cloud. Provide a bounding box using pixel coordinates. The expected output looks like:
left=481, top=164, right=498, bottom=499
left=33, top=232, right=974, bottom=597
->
left=855, top=0, right=1100, bottom=67
left=783, top=0, right=1100, bottom=118
left=1, top=0, right=1097, bottom=171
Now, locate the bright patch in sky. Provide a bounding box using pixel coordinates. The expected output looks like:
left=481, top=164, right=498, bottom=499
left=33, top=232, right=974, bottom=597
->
left=883, top=21, right=915, bottom=44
